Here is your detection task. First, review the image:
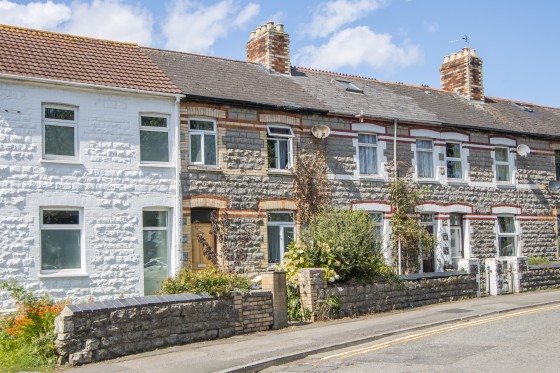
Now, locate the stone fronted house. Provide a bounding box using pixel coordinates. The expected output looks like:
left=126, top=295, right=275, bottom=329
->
left=2, top=22, right=560, bottom=308
left=0, top=25, right=183, bottom=309
left=146, top=22, right=560, bottom=276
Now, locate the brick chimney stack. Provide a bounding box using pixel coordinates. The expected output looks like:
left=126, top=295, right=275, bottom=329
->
left=440, top=48, right=484, bottom=101
left=246, top=22, right=291, bottom=75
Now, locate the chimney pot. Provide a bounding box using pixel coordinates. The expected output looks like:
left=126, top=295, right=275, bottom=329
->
left=249, top=31, right=255, bottom=40
left=275, top=23, right=284, bottom=33
left=470, top=49, right=477, bottom=57
left=450, top=53, right=457, bottom=61
left=443, top=55, right=450, bottom=63
left=266, top=21, right=274, bottom=30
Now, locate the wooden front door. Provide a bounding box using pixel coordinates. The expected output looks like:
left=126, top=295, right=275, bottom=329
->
left=191, top=222, right=215, bottom=270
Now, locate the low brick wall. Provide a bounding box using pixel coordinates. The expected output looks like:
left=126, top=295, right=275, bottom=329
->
left=299, top=269, right=478, bottom=321
left=521, top=263, right=560, bottom=292
left=55, top=291, right=273, bottom=366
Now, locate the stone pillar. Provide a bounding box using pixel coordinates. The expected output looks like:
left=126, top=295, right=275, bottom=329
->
left=458, top=258, right=481, bottom=297
left=504, top=256, right=528, bottom=293
left=261, top=271, right=288, bottom=329
left=231, top=292, right=244, bottom=335
left=297, top=268, right=326, bottom=322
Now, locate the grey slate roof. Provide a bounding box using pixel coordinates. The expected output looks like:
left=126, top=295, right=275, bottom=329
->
left=291, top=68, right=560, bottom=138
left=143, top=48, right=328, bottom=112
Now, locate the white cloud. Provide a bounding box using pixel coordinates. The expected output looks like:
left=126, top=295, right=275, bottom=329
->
left=63, top=0, right=153, bottom=45
left=293, top=26, right=422, bottom=71
left=307, top=0, right=387, bottom=38
left=163, top=0, right=260, bottom=54
left=0, top=0, right=71, bottom=30
left=423, top=21, right=439, bottom=33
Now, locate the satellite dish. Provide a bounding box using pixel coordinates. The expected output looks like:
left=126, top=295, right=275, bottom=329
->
left=311, top=124, right=331, bottom=139
left=516, top=144, right=531, bottom=157
left=549, top=180, right=560, bottom=192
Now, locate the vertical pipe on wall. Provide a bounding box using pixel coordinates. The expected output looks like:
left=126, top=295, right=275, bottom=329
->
left=394, top=118, right=402, bottom=275
left=174, top=96, right=183, bottom=275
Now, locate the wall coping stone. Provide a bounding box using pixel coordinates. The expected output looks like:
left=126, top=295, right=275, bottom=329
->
left=400, top=271, right=468, bottom=281
left=528, top=263, right=560, bottom=270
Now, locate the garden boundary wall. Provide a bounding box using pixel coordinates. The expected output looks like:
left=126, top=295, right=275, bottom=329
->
left=298, top=268, right=479, bottom=321
left=521, top=263, right=560, bottom=292
left=54, top=272, right=287, bottom=366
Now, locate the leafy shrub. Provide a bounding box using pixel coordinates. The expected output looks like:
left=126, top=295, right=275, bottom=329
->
left=160, top=266, right=251, bottom=297
left=283, top=210, right=394, bottom=285
left=0, top=281, right=64, bottom=372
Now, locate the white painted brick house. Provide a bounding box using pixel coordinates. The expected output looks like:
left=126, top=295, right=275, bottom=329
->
left=0, top=26, right=183, bottom=310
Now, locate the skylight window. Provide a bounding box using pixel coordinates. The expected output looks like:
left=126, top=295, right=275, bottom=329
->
left=334, top=79, right=363, bottom=93
left=513, top=102, right=534, bottom=112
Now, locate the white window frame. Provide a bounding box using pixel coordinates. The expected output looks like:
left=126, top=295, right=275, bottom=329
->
left=142, top=209, right=171, bottom=294
left=267, top=211, right=295, bottom=265
left=140, top=114, right=171, bottom=164
left=42, top=104, right=78, bottom=160
left=369, top=212, right=384, bottom=239
left=40, top=207, right=84, bottom=274
left=494, top=146, right=512, bottom=183
left=416, top=138, right=434, bottom=179
left=267, top=125, right=294, bottom=170
left=188, top=118, right=217, bottom=166
left=497, top=215, right=518, bottom=256
left=358, top=133, right=379, bottom=175
left=445, top=141, right=463, bottom=180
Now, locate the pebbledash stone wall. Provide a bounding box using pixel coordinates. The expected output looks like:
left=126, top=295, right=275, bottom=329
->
left=180, top=101, right=560, bottom=276
left=521, top=263, right=560, bottom=292
left=298, top=268, right=478, bottom=321
left=55, top=291, right=274, bottom=366
left=0, top=79, right=178, bottom=310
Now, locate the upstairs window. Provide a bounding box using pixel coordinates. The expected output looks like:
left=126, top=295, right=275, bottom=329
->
left=416, top=139, right=434, bottom=178
left=189, top=119, right=217, bottom=166
left=358, top=134, right=378, bottom=175
left=140, top=115, right=169, bottom=163
left=497, top=216, right=517, bottom=256
left=41, top=208, right=82, bottom=272
left=446, top=142, right=463, bottom=179
left=495, top=147, right=511, bottom=182
left=43, top=105, right=77, bottom=159
left=267, top=125, right=294, bottom=170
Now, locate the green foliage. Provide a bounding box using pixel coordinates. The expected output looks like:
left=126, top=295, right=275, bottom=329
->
left=160, top=267, right=251, bottom=297
left=389, top=179, right=435, bottom=274
left=528, top=257, right=551, bottom=265
left=282, top=210, right=394, bottom=285
left=0, top=281, right=62, bottom=372
left=315, top=293, right=341, bottom=321
left=286, top=284, right=310, bottom=322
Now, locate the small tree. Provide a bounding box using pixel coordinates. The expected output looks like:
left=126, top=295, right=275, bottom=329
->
left=292, top=138, right=332, bottom=227
left=195, top=211, right=251, bottom=273
left=389, top=178, right=435, bottom=274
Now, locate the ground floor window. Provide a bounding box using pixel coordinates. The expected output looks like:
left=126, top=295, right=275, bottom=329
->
left=40, top=208, right=82, bottom=272
left=497, top=215, right=517, bottom=256
left=369, top=212, right=384, bottom=240
left=267, top=212, right=295, bottom=264
left=143, top=210, right=170, bottom=295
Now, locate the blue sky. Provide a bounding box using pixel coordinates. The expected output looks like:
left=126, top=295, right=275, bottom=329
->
left=1, top=0, right=558, bottom=107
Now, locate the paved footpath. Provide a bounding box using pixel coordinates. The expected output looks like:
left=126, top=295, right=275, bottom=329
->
left=65, top=290, right=560, bottom=373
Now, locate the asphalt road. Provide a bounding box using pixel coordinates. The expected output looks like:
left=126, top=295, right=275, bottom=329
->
left=263, top=303, right=560, bottom=373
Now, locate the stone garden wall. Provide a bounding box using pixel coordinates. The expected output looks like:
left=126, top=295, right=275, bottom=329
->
left=521, top=263, right=560, bottom=292
left=298, top=268, right=478, bottom=321
left=55, top=291, right=273, bottom=366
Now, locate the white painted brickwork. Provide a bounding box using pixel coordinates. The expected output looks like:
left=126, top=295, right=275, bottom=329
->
left=0, top=79, right=179, bottom=310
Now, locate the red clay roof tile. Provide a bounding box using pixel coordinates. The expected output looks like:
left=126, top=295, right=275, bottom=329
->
left=0, top=24, right=181, bottom=94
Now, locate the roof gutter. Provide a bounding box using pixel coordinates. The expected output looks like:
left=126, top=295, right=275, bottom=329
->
left=0, top=73, right=184, bottom=99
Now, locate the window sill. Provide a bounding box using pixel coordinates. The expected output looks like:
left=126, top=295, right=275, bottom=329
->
left=40, top=159, right=83, bottom=166
left=447, top=180, right=468, bottom=185
left=267, top=169, right=293, bottom=176
left=416, top=178, right=440, bottom=184
left=358, top=175, right=385, bottom=181
left=39, top=271, right=89, bottom=279
left=139, top=163, right=176, bottom=169
left=496, top=182, right=516, bottom=189
left=187, top=166, right=223, bottom=173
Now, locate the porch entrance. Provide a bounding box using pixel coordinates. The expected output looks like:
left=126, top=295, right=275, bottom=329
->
left=191, top=208, right=215, bottom=270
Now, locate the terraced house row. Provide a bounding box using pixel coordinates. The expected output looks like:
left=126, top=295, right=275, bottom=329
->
left=1, top=22, right=560, bottom=309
